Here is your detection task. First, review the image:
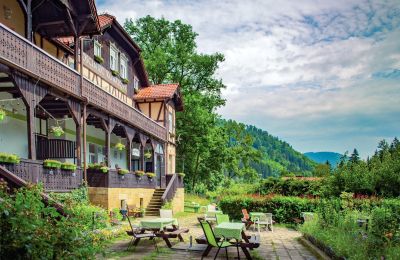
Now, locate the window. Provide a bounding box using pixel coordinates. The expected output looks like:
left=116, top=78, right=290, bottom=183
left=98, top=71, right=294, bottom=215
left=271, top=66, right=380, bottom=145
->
left=89, top=143, right=97, bottom=164
left=110, top=44, right=118, bottom=71
left=133, top=77, right=139, bottom=91
left=94, top=40, right=102, bottom=57
left=168, top=112, right=174, bottom=133
left=120, top=55, right=128, bottom=79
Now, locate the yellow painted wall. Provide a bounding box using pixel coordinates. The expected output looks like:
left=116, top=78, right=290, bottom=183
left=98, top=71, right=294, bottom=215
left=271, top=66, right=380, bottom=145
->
left=150, top=101, right=163, bottom=121
left=172, top=188, right=184, bottom=213
left=1, top=0, right=25, bottom=37
left=88, top=187, right=155, bottom=211
left=167, top=144, right=176, bottom=174
left=138, top=103, right=149, bottom=116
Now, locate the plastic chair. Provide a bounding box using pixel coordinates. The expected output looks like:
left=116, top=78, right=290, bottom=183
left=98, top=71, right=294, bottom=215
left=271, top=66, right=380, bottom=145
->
left=160, top=209, right=173, bottom=218
left=216, top=213, right=230, bottom=225
left=254, top=213, right=273, bottom=232
left=199, top=219, right=238, bottom=260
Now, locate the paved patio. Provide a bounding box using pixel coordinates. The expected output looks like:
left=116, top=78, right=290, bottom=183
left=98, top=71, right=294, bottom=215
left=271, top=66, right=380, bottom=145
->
left=100, top=214, right=321, bottom=260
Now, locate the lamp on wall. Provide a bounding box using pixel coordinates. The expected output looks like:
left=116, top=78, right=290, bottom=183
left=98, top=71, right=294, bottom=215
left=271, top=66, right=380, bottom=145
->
left=3, top=6, right=12, bottom=20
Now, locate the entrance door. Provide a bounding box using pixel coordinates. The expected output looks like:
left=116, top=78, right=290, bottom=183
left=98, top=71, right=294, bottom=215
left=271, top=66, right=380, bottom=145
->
left=156, top=154, right=163, bottom=187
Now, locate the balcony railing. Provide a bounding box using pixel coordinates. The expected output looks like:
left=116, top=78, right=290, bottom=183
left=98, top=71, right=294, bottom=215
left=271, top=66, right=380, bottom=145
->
left=0, top=23, right=167, bottom=141
left=0, top=159, right=83, bottom=192
left=36, top=135, right=76, bottom=160
left=87, top=169, right=157, bottom=188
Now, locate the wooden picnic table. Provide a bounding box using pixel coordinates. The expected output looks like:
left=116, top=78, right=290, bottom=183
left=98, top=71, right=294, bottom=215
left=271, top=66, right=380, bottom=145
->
left=137, top=218, right=188, bottom=248
left=202, top=222, right=256, bottom=259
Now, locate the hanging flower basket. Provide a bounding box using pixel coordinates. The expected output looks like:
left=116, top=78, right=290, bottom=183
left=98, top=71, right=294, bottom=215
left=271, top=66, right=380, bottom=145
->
left=146, top=172, right=156, bottom=179
left=61, top=162, right=77, bottom=171
left=0, top=109, right=6, bottom=121
left=51, top=126, right=64, bottom=137
left=144, top=152, right=152, bottom=159
left=115, top=142, right=125, bottom=151
left=44, top=159, right=62, bottom=169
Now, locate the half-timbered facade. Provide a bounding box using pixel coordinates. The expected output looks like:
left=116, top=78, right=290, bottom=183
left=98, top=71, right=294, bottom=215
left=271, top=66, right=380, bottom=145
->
left=0, top=1, right=184, bottom=212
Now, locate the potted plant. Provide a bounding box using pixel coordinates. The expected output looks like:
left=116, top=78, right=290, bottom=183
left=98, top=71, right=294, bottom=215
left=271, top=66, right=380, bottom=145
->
left=144, top=151, right=152, bottom=159
left=111, top=70, right=119, bottom=77
left=0, top=153, right=20, bottom=164
left=94, top=55, right=104, bottom=64
left=118, top=169, right=129, bottom=175
left=146, top=172, right=156, bottom=180
left=50, top=125, right=64, bottom=137
left=135, top=170, right=145, bottom=179
left=139, top=208, right=145, bottom=218
left=178, top=172, right=185, bottom=178
left=115, top=142, right=125, bottom=151
left=100, top=166, right=109, bottom=173
left=121, top=78, right=129, bottom=84
left=0, top=109, right=6, bottom=121
left=61, top=162, right=77, bottom=171
left=44, top=159, right=61, bottom=169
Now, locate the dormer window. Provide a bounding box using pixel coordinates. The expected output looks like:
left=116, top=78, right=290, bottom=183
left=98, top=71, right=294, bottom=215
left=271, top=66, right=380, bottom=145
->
left=94, top=40, right=102, bottom=57
left=110, top=44, right=118, bottom=71
left=120, top=54, right=128, bottom=79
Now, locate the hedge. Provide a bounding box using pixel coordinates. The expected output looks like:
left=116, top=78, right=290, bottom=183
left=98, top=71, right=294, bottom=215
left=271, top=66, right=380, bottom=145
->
left=219, top=195, right=319, bottom=223
left=255, top=177, right=323, bottom=196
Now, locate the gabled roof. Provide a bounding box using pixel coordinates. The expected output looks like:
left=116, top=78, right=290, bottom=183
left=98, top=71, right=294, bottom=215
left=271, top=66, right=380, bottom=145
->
left=98, top=13, right=114, bottom=29
left=134, top=84, right=184, bottom=111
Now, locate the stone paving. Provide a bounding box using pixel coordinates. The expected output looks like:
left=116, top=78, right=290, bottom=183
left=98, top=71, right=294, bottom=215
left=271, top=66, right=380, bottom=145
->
left=100, top=214, right=321, bottom=260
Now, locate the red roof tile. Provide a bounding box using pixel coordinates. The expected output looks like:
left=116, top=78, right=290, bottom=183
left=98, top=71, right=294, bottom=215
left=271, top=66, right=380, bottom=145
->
left=98, top=14, right=115, bottom=29
left=57, top=36, right=74, bottom=46
left=134, top=84, right=179, bottom=100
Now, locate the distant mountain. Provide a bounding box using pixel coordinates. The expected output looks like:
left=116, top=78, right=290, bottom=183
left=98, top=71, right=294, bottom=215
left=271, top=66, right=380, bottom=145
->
left=304, top=152, right=342, bottom=167
left=245, top=125, right=317, bottom=177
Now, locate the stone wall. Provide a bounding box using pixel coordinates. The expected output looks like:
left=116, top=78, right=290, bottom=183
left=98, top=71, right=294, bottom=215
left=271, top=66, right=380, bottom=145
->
left=88, top=187, right=155, bottom=211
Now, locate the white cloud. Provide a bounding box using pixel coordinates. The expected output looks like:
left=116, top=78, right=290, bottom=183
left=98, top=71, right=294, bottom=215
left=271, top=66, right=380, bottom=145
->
left=98, top=0, right=400, bottom=157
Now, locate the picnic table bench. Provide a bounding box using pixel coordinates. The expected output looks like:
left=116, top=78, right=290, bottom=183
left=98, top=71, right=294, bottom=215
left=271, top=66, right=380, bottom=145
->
left=184, top=202, right=201, bottom=212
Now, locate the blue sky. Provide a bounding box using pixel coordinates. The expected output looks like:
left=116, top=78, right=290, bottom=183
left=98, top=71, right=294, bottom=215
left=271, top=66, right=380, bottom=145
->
left=98, top=0, right=400, bottom=158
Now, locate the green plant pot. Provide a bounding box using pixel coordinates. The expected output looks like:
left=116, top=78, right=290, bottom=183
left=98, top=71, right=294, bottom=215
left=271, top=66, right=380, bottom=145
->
left=0, top=114, right=5, bottom=121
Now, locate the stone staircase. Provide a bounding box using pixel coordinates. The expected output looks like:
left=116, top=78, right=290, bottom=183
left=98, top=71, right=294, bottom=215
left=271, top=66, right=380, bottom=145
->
left=145, top=188, right=165, bottom=216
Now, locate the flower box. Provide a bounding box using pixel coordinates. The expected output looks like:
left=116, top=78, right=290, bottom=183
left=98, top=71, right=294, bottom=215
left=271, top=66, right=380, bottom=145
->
left=118, top=169, right=129, bottom=175
left=121, top=78, right=129, bottom=84
left=0, top=109, right=5, bottom=121
left=44, top=159, right=62, bottom=169
left=94, top=55, right=104, bottom=64
left=0, top=153, right=20, bottom=164
left=111, top=70, right=119, bottom=77
left=135, top=170, right=145, bottom=177
left=146, top=172, right=156, bottom=179
left=61, top=162, right=77, bottom=171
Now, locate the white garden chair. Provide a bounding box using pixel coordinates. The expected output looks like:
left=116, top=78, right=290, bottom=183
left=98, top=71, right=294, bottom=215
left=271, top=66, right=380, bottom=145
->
left=254, top=213, right=273, bottom=232
left=204, top=204, right=218, bottom=221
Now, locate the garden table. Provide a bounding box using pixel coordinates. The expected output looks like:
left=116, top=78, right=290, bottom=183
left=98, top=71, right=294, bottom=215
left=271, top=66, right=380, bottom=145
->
left=202, top=222, right=254, bottom=259
left=140, top=218, right=178, bottom=230
left=139, top=218, right=188, bottom=248
left=249, top=212, right=265, bottom=220
left=214, top=222, right=245, bottom=240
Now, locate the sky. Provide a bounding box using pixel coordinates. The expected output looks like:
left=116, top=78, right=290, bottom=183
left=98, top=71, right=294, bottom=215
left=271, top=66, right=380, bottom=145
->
left=97, top=0, right=400, bottom=158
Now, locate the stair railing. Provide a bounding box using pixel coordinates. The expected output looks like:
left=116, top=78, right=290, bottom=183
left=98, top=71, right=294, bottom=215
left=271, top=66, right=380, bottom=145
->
left=161, top=173, right=179, bottom=204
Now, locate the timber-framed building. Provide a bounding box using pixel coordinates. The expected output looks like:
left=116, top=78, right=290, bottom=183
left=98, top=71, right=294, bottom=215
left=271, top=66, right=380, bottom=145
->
left=0, top=0, right=184, bottom=214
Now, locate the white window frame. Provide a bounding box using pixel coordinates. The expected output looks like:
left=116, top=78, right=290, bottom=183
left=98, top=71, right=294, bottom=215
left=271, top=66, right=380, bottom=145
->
left=109, top=44, right=119, bottom=71
left=94, top=40, right=102, bottom=57
left=120, top=54, right=128, bottom=79
left=133, top=76, right=139, bottom=90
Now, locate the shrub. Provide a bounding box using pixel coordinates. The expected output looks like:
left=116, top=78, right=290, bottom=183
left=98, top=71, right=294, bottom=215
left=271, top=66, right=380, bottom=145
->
left=219, top=195, right=318, bottom=223
left=0, top=183, right=108, bottom=259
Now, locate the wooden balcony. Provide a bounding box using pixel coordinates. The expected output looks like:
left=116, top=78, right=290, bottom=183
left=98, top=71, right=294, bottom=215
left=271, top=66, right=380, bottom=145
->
left=87, top=170, right=157, bottom=189
left=0, top=23, right=167, bottom=141
left=0, top=159, right=83, bottom=192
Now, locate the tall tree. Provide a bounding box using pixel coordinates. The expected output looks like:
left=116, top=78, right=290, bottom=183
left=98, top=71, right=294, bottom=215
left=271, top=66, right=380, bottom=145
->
left=349, top=148, right=360, bottom=164
left=124, top=16, right=226, bottom=191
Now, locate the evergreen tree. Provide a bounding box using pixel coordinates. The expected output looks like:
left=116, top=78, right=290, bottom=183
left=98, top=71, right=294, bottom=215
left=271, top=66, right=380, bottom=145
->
left=349, top=149, right=360, bottom=164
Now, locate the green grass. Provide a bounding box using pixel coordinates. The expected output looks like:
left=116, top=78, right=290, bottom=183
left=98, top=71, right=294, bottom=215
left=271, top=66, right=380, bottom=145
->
left=185, top=193, right=211, bottom=206
left=143, top=248, right=171, bottom=260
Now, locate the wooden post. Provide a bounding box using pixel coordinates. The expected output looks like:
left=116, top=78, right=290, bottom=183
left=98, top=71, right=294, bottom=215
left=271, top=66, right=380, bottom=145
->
left=27, top=106, right=36, bottom=160
left=27, top=0, right=32, bottom=41
left=74, top=36, right=79, bottom=70
left=126, top=138, right=132, bottom=171
left=83, top=105, right=87, bottom=181
left=76, top=123, right=82, bottom=167
left=105, top=130, right=111, bottom=167
left=140, top=145, right=145, bottom=171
